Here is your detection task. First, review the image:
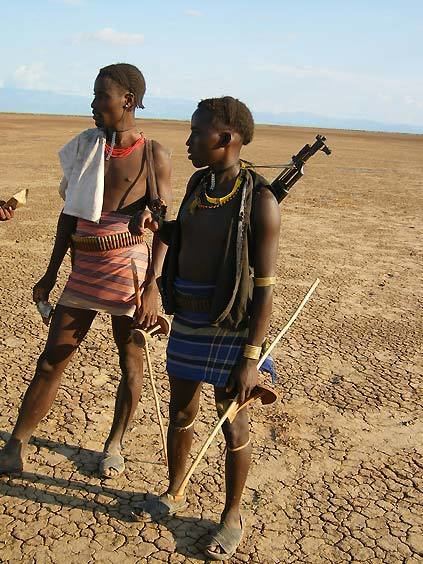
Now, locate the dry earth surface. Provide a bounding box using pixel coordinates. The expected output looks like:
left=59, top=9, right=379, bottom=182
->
left=0, top=114, right=422, bottom=563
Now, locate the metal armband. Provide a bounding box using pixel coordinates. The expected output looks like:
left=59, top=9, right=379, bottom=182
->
left=254, top=276, right=276, bottom=287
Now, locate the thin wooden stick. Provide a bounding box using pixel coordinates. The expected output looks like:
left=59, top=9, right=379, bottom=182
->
left=144, top=338, right=168, bottom=466
left=175, top=400, right=239, bottom=496
left=257, top=278, right=320, bottom=369
left=131, top=258, right=142, bottom=313
left=130, top=259, right=167, bottom=464
left=175, top=277, right=320, bottom=496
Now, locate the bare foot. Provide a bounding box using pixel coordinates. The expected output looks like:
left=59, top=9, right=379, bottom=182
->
left=0, top=441, right=24, bottom=475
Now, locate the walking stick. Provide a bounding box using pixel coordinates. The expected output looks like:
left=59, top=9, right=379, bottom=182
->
left=175, top=278, right=320, bottom=497
left=131, top=259, right=170, bottom=465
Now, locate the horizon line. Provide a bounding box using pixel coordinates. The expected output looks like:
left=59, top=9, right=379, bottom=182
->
left=1, top=110, right=422, bottom=137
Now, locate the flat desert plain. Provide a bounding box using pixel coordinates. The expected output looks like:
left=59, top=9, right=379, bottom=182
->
left=0, top=114, right=422, bottom=563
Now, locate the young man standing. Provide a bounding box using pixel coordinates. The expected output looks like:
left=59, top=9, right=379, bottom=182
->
left=134, top=96, right=280, bottom=560
left=0, top=63, right=171, bottom=478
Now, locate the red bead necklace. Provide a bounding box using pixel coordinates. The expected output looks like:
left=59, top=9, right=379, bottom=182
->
left=105, top=134, right=145, bottom=159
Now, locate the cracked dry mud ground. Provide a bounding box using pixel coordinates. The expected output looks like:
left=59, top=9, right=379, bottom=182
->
left=0, top=115, right=422, bottom=563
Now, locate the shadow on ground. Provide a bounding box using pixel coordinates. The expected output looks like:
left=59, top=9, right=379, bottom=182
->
left=0, top=431, right=216, bottom=560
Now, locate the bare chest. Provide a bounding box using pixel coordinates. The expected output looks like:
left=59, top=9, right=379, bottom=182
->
left=180, top=194, right=238, bottom=248
left=103, top=147, right=147, bottom=210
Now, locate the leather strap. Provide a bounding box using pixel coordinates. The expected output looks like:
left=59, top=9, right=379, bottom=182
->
left=145, top=139, right=159, bottom=202
left=228, top=438, right=251, bottom=452
left=174, top=290, right=212, bottom=313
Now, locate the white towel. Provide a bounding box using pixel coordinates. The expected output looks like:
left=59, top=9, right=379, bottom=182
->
left=58, top=128, right=106, bottom=223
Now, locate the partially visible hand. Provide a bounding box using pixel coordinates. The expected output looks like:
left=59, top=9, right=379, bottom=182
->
left=226, top=358, right=258, bottom=405
left=0, top=206, right=14, bottom=221
left=128, top=210, right=159, bottom=236
left=33, top=272, right=57, bottom=303
left=134, top=281, right=159, bottom=329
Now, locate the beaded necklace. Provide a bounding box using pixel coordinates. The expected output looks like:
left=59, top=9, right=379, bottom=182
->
left=105, top=134, right=145, bottom=160
left=189, top=165, right=245, bottom=214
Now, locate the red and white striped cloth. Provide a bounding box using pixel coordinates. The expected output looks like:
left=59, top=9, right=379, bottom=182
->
left=58, top=211, right=149, bottom=316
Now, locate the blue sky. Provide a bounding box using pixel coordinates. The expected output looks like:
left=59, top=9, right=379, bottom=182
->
left=1, top=0, right=423, bottom=126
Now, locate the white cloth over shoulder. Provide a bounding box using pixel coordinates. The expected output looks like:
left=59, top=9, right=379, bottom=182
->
left=58, top=128, right=106, bottom=223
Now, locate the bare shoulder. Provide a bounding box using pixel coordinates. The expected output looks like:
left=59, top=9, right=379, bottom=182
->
left=252, top=186, right=280, bottom=230
left=151, top=140, right=171, bottom=167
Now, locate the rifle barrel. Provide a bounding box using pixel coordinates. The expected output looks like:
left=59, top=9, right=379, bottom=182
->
left=247, top=163, right=294, bottom=169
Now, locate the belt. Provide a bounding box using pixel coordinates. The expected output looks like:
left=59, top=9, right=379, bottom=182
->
left=71, top=231, right=144, bottom=252
left=174, top=290, right=213, bottom=313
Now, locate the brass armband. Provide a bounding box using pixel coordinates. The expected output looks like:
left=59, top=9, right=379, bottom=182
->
left=254, top=276, right=276, bottom=287
left=243, top=344, right=261, bottom=360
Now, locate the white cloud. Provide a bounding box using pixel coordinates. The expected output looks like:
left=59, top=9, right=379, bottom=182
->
left=185, top=9, right=202, bottom=17
left=77, top=28, right=144, bottom=46
left=404, top=95, right=423, bottom=109
left=13, top=63, right=47, bottom=90
left=244, top=59, right=423, bottom=124
left=253, top=63, right=423, bottom=103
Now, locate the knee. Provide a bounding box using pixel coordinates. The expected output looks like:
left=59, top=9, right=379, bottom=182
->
left=169, top=403, right=198, bottom=429
left=35, top=352, right=62, bottom=383
left=222, top=414, right=249, bottom=450
left=118, top=345, right=143, bottom=382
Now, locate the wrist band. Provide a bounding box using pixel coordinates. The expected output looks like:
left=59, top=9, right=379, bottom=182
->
left=243, top=344, right=261, bottom=360
left=254, top=276, right=276, bottom=287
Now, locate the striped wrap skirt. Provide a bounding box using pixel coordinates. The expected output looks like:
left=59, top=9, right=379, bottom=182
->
left=58, top=211, right=149, bottom=317
left=166, top=278, right=275, bottom=387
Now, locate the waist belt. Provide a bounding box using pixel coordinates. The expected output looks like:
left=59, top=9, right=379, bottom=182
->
left=71, top=231, right=144, bottom=252
left=174, top=290, right=213, bottom=313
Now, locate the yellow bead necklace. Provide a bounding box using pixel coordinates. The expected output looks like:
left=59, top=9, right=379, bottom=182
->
left=189, top=164, right=245, bottom=214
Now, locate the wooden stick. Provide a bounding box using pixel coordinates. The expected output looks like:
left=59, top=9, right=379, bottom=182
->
left=144, top=338, right=168, bottom=466
left=130, top=259, right=167, bottom=464
left=175, top=277, right=320, bottom=496
left=257, top=278, right=320, bottom=369
left=131, top=258, right=142, bottom=314
left=175, top=400, right=239, bottom=496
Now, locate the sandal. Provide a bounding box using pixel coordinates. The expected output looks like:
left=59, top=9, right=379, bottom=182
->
left=205, top=516, right=244, bottom=560
left=133, top=493, right=188, bottom=521
left=99, top=452, right=125, bottom=478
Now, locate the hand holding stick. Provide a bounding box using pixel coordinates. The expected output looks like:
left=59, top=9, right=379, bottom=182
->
left=131, top=259, right=170, bottom=465
left=175, top=278, right=320, bottom=497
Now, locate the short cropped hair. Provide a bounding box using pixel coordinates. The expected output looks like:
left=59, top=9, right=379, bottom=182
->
left=197, top=96, right=254, bottom=145
left=98, top=63, right=146, bottom=109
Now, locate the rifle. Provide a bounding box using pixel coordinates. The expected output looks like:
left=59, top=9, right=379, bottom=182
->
left=245, top=134, right=332, bottom=203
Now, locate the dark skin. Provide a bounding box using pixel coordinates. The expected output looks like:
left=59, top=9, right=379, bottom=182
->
left=0, top=203, right=14, bottom=221
left=144, top=107, right=280, bottom=554
left=0, top=74, right=171, bottom=476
